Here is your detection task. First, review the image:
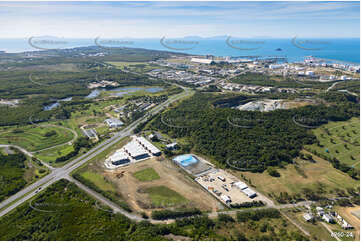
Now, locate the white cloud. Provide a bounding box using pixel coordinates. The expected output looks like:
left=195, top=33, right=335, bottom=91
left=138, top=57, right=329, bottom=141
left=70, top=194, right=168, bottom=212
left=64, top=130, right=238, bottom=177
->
left=0, top=1, right=358, bottom=38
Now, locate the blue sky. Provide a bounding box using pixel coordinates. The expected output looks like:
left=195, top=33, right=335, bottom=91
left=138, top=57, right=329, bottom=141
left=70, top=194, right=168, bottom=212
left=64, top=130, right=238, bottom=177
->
left=0, top=1, right=359, bottom=38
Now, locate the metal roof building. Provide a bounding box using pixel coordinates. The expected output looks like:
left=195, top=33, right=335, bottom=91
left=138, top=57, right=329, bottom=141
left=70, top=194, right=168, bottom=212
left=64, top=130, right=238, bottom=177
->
left=191, top=58, right=213, bottom=64
left=166, top=142, right=178, bottom=150
left=124, top=140, right=149, bottom=160
left=242, top=188, right=257, bottom=198
left=221, top=194, right=231, bottom=203
left=136, top=137, right=161, bottom=156
left=82, top=128, right=97, bottom=139
left=105, top=118, right=124, bottom=128
left=303, top=213, right=314, bottom=222
left=234, top=181, right=248, bottom=190
left=109, top=150, right=130, bottom=165
left=322, top=214, right=334, bottom=223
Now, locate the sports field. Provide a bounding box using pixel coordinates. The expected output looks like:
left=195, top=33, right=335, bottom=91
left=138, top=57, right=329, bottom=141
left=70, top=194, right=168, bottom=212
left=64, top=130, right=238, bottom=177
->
left=106, top=61, right=162, bottom=73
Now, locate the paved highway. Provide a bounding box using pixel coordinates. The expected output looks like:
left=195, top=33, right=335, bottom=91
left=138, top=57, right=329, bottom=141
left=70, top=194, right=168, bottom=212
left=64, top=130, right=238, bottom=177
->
left=0, top=87, right=191, bottom=218
left=0, top=85, right=317, bottom=238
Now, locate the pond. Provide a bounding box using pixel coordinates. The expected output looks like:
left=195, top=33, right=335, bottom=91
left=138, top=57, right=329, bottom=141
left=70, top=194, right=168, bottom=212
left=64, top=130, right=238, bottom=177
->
left=43, top=102, right=60, bottom=111
left=43, top=97, right=73, bottom=110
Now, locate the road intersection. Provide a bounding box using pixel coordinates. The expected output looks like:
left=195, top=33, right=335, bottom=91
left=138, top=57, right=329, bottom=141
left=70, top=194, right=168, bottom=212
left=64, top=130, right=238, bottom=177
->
left=0, top=86, right=316, bottom=238
left=0, top=87, right=191, bottom=218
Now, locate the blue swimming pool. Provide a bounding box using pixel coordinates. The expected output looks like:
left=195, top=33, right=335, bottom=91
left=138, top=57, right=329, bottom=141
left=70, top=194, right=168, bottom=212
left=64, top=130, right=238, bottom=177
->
left=173, top=154, right=199, bottom=167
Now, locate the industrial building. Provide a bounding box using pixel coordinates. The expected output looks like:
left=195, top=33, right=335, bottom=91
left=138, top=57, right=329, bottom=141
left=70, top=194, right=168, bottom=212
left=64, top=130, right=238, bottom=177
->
left=221, top=194, right=231, bottom=204
left=82, top=128, right=97, bottom=139
left=316, top=207, right=325, bottom=216
left=234, top=181, right=257, bottom=198
left=234, top=181, right=248, bottom=190
left=109, top=150, right=130, bottom=165
left=241, top=187, right=257, bottom=198
left=303, top=213, right=314, bottom=222
left=269, top=64, right=283, bottom=69
left=195, top=169, right=260, bottom=206
left=136, top=136, right=161, bottom=156
left=105, top=118, right=124, bottom=128
left=173, top=154, right=213, bottom=176
left=166, top=142, right=178, bottom=150
left=322, top=214, right=335, bottom=223
left=104, top=136, right=162, bottom=169
left=191, top=57, right=214, bottom=64
left=123, top=140, right=149, bottom=160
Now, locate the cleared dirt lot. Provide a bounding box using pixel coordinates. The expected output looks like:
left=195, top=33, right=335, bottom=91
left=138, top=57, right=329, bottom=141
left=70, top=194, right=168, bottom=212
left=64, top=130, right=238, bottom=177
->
left=99, top=157, right=223, bottom=215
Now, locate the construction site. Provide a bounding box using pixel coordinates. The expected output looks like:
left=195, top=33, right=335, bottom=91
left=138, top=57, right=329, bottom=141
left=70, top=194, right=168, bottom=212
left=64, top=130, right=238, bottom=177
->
left=195, top=169, right=263, bottom=206
left=86, top=154, right=224, bottom=216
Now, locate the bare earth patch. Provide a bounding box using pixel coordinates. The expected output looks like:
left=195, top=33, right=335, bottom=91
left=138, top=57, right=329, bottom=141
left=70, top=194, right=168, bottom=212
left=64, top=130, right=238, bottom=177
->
left=100, top=157, right=222, bottom=215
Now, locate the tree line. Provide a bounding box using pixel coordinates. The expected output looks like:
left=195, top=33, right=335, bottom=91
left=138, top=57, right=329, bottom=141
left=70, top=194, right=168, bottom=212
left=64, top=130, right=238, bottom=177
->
left=149, top=92, right=359, bottom=175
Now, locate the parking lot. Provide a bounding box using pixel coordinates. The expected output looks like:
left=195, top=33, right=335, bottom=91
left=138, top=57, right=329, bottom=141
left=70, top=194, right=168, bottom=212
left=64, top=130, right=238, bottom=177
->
left=195, top=169, right=261, bottom=206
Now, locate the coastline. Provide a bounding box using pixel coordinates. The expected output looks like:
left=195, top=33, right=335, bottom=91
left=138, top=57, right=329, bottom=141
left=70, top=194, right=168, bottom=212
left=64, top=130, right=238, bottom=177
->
left=0, top=38, right=359, bottom=65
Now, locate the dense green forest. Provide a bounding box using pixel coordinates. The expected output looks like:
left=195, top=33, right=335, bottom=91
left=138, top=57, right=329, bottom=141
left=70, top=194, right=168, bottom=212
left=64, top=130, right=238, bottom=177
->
left=0, top=151, right=27, bottom=202
left=150, top=92, right=359, bottom=174
left=230, top=72, right=337, bottom=88
left=0, top=179, right=307, bottom=241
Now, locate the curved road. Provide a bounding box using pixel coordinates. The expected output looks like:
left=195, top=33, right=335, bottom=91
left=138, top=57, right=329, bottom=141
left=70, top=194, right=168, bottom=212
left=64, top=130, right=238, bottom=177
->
left=0, top=80, right=321, bottom=238
left=0, top=87, right=191, bottom=218
left=0, top=85, right=316, bottom=237
left=0, top=122, right=78, bottom=155
left=0, top=144, right=54, bottom=170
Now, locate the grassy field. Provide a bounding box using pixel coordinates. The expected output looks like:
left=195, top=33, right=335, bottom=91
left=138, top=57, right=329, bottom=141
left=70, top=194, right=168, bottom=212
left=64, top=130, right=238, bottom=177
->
left=80, top=170, right=116, bottom=192
left=282, top=209, right=337, bottom=241
left=35, top=144, right=74, bottom=163
left=71, top=137, right=132, bottom=211
left=0, top=125, right=74, bottom=152
left=132, top=167, right=160, bottom=182
left=145, top=185, right=188, bottom=207
left=305, top=117, right=360, bottom=170
left=106, top=61, right=163, bottom=73
left=215, top=213, right=308, bottom=241
left=233, top=150, right=359, bottom=202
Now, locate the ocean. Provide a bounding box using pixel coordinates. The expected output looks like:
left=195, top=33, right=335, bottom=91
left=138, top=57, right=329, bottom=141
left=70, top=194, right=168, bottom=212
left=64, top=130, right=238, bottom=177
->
left=0, top=37, right=359, bottom=64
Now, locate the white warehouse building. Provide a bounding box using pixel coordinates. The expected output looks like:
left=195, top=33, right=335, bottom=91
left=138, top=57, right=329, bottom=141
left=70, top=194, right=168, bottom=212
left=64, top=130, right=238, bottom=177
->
left=234, top=181, right=248, bottom=190
left=221, top=194, right=231, bottom=204
left=242, top=187, right=257, bottom=198
left=269, top=64, right=283, bottom=69
left=105, top=118, right=124, bottom=128
left=123, top=140, right=149, bottom=160
left=191, top=58, right=214, bottom=64
left=136, top=137, right=161, bottom=156
left=109, top=150, right=130, bottom=165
